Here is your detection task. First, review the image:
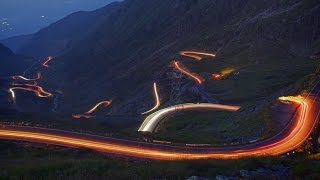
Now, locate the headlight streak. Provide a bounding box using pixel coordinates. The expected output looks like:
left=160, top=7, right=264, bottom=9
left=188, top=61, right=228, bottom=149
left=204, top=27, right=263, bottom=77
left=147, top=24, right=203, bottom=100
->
left=42, top=56, right=53, bottom=68
left=9, top=84, right=53, bottom=101
left=141, top=82, right=161, bottom=115
left=180, top=51, right=216, bottom=61
left=12, top=84, right=52, bottom=97
left=0, top=94, right=318, bottom=160
left=138, top=103, right=241, bottom=132
left=174, top=61, right=203, bottom=84
left=72, top=101, right=112, bottom=119
left=11, top=72, right=41, bottom=81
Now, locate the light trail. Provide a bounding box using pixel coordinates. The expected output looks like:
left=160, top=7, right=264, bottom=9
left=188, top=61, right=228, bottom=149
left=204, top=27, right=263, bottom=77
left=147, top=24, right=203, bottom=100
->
left=141, top=82, right=161, bottom=115
left=11, top=72, right=41, bottom=81
left=12, top=84, right=52, bottom=97
left=72, top=114, right=94, bottom=119
left=72, top=101, right=112, bottom=119
left=180, top=51, right=216, bottom=61
left=220, top=68, right=236, bottom=76
left=0, top=94, right=318, bottom=160
left=42, top=56, right=53, bottom=68
left=211, top=74, right=223, bottom=80
left=139, top=103, right=241, bottom=132
left=174, top=61, right=203, bottom=84
left=85, top=101, right=112, bottom=114
left=9, top=84, right=52, bottom=101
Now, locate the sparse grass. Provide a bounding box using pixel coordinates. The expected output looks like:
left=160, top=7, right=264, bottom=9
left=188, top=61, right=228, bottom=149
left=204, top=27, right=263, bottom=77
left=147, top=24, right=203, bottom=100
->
left=1, top=141, right=320, bottom=179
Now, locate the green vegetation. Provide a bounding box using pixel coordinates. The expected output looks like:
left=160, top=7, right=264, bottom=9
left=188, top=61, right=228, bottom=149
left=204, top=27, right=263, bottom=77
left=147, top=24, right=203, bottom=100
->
left=152, top=106, right=272, bottom=144
left=151, top=61, right=319, bottom=144
left=1, top=141, right=320, bottom=179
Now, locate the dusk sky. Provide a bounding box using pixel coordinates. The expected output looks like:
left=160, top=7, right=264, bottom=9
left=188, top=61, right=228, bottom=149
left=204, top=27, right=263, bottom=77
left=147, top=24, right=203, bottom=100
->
left=0, top=0, right=116, bottom=39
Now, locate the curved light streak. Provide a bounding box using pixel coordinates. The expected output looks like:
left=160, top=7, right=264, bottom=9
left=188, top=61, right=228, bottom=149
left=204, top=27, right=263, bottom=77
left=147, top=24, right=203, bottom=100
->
left=0, top=95, right=318, bottom=160
left=11, top=72, right=41, bottom=81
left=139, top=103, right=241, bottom=132
left=174, top=61, right=203, bottom=84
left=180, top=51, right=216, bottom=61
left=72, top=114, right=94, bottom=119
left=42, top=56, right=53, bottom=68
left=141, top=82, right=161, bottom=115
left=85, top=101, right=112, bottom=114
left=72, top=101, right=112, bottom=119
left=9, top=84, right=52, bottom=101
left=12, top=84, right=52, bottom=97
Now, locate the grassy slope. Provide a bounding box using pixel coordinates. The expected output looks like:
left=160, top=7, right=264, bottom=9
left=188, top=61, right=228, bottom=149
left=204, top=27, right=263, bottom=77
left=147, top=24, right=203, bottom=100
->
left=1, top=141, right=320, bottom=179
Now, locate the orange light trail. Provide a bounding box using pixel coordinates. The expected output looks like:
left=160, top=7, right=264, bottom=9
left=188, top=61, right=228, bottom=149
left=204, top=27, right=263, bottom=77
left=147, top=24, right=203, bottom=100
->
left=11, top=72, right=41, bottom=81
left=72, top=101, right=112, bottom=119
left=42, top=56, right=53, bottom=68
left=180, top=51, right=216, bottom=61
left=12, top=84, right=52, bottom=97
left=139, top=103, right=241, bottom=132
left=9, top=84, right=52, bottom=101
left=72, top=114, right=94, bottom=119
left=0, top=95, right=318, bottom=160
left=174, top=61, right=203, bottom=84
left=212, top=74, right=223, bottom=80
left=141, top=82, right=161, bottom=115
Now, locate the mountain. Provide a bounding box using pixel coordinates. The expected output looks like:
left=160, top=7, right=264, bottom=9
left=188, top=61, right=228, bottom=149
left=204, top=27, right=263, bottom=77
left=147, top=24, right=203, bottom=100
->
left=17, top=0, right=319, bottom=115
left=0, top=43, right=34, bottom=77
left=2, top=2, right=121, bottom=59
left=0, top=34, right=33, bottom=53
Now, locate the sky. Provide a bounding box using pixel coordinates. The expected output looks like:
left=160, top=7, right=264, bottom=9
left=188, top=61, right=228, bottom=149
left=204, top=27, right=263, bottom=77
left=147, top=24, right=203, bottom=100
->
left=0, top=0, right=116, bottom=39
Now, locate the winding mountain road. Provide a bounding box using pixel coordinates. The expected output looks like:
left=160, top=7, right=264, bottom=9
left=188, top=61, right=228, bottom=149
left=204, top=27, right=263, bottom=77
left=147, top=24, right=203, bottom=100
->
left=138, top=103, right=240, bottom=132
left=0, top=82, right=319, bottom=160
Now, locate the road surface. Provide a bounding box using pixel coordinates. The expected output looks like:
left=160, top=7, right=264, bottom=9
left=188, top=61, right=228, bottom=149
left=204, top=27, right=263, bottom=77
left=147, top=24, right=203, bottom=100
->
left=180, top=51, right=216, bottom=61
left=138, top=103, right=240, bottom=132
left=0, top=84, right=318, bottom=160
left=174, top=61, right=203, bottom=84
left=141, top=82, right=161, bottom=115
left=72, top=100, right=112, bottom=119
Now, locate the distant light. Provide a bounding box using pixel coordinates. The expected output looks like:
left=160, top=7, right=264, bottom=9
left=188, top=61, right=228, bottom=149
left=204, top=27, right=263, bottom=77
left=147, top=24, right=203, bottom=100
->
left=212, top=74, right=222, bottom=80
left=41, top=16, right=45, bottom=18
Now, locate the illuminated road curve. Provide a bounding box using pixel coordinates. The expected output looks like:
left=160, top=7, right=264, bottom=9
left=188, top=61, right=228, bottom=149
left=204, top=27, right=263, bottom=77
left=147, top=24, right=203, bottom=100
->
left=138, top=103, right=241, bottom=132
left=141, top=82, right=161, bottom=115
left=9, top=84, right=53, bottom=101
left=180, top=51, right=216, bottom=61
left=0, top=95, right=319, bottom=160
left=42, top=56, right=54, bottom=68
left=174, top=61, right=203, bottom=84
left=11, top=72, right=41, bottom=81
left=72, top=101, right=112, bottom=119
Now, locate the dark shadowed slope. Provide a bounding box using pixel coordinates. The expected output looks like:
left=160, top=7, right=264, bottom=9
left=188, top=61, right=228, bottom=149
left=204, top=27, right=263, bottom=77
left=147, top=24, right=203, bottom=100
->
left=0, top=34, right=33, bottom=53
left=38, top=0, right=319, bottom=114
left=3, top=2, right=121, bottom=59
left=0, top=43, right=34, bottom=77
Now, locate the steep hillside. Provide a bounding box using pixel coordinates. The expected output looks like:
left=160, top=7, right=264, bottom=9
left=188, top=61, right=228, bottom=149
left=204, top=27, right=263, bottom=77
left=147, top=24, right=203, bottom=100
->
left=39, top=0, right=319, bottom=115
left=0, top=43, right=34, bottom=76
left=0, top=34, right=33, bottom=53
left=8, top=2, right=121, bottom=59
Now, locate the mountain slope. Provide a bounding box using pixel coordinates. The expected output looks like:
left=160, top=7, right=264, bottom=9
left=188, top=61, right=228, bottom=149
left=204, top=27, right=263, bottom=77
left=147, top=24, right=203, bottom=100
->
left=0, top=34, right=33, bottom=53
left=5, top=2, right=121, bottom=59
left=40, top=0, right=318, bottom=112
left=0, top=43, right=34, bottom=76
